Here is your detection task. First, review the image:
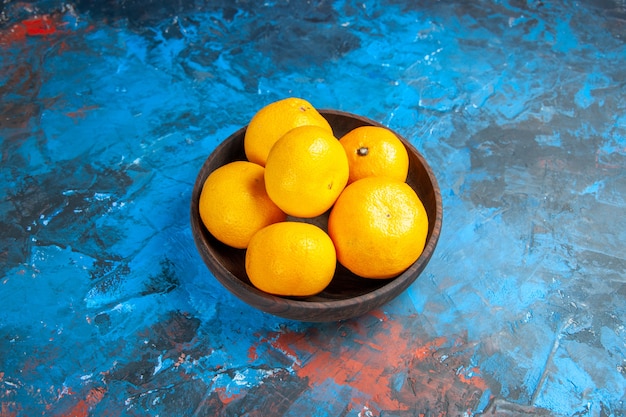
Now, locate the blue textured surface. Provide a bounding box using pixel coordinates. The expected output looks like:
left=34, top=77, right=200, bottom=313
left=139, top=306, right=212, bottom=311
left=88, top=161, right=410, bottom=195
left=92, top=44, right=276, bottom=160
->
left=1, top=1, right=625, bottom=416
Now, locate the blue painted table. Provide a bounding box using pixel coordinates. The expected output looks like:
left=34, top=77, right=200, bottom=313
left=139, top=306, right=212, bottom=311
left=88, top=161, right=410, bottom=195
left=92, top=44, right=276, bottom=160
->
left=1, top=1, right=625, bottom=416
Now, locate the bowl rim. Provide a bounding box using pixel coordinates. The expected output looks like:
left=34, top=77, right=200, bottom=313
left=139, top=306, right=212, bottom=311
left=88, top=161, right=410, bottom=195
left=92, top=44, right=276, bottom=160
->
left=190, top=109, right=443, bottom=321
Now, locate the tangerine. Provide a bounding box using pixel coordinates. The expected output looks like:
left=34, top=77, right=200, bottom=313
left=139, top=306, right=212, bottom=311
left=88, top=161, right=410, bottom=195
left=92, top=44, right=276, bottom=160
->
left=244, top=97, right=332, bottom=166
left=198, top=161, right=286, bottom=249
left=339, top=125, right=409, bottom=184
left=328, top=176, right=429, bottom=279
left=245, top=222, right=336, bottom=297
left=264, top=125, right=349, bottom=218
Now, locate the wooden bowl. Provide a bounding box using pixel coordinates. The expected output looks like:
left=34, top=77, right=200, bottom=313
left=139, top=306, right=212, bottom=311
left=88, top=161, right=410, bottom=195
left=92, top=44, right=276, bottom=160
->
left=190, top=110, right=442, bottom=322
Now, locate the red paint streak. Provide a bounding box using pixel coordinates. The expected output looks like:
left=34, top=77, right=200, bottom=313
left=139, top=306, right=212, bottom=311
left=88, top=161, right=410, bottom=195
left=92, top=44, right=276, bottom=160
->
left=1, top=402, right=20, bottom=417
left=368, top=309, right=388, bottom=322
left=263, top=314, right=410, bottom=412
left=214, top=387, right=245, bottom=405
left=56, top=40, right=72, bottom=54
left=66, top=105, right=100, bottom=120
left=60, top=387, right=106, bottom=417
left=263, top=330, right=304, bottom=362
left=256, top=314, right=491, bottom=414
left=0, top=23, right=28, bottom=45
left=413, top=336, right=446, bottom=361
left=0, top=14, right=65, bottom=46
left=248, top=345, right=259, bottom=361
left=457, top=367, right=489, bottom=391
left=22, top=16, right=57, bottom=36
left=353, top=338, right=384, bottom=351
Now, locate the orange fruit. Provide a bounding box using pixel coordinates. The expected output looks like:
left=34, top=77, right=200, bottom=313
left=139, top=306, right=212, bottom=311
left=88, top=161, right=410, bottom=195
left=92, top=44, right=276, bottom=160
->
left=264, top=125, right=349, bottom=218
left=244, top=97, right=333, bottom=166
left=198, top=161, right=286, bottom=249
left=245, top=222, right=336, bottom=297
left=339, top=125, right=409, bottom=184
left=328, top=176, right=429, bottom=279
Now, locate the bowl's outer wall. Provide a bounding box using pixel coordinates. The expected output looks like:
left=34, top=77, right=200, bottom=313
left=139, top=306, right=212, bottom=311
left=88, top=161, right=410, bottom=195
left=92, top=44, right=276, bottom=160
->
left=190, top=110, right=443, bottom=322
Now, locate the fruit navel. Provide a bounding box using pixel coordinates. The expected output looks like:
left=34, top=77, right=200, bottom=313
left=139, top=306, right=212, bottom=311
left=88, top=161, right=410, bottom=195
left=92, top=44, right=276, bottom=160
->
left=357, top=147, right=369, bottom=156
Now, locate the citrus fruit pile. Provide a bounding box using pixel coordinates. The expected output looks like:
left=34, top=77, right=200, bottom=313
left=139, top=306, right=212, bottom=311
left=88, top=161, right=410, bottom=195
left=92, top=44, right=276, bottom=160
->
left=198, top=97, right=429, bottom=297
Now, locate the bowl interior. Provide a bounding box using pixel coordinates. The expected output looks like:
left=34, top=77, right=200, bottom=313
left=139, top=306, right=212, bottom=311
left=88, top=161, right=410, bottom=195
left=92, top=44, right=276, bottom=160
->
left=190, top=110, right=442, bottom=321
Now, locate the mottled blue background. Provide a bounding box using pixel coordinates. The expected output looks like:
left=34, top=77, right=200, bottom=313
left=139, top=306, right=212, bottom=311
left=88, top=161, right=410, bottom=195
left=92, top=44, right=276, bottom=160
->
left=1, top=1, right=625, bottom=416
